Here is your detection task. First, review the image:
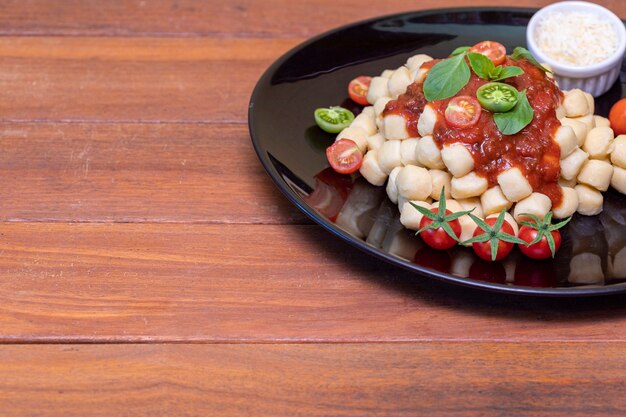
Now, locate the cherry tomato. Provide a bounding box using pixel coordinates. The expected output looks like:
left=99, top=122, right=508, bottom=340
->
left=326, top=138, right=363, bottom=174
left=476, top=82, right=519, bottom=112
left=609, top=98, right=626, bottom=135
left=518, top=225, right=562, bottom=260
left=418, top=209, right=461, bottom=250
left=445, top=96, right=482, bottom=128
left=314, top=107, right=355, bottom=134
left=348, top=76, right=372, bottom=106
left=471, top=217, right=516, bottom=261
left=469, top=41, right=506, bottom=66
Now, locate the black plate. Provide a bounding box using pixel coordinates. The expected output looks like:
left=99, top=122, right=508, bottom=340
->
left=249, top=7, right=626, bottom=296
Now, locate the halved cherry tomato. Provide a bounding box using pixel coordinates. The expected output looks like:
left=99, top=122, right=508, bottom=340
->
left=348, top=76, right=372, bottom=106
left=326, top=138, right=363, bottom=174
left=469, top=41, right=506, bottom=66
left=445, top=96, right=482, bottom=128
left=609, top=98, right=626, bottom=135
left=418, top=209, right=462, bottom=250
left=476, top=82, right=519, bottom=112
left=314, top=107, right=355, bottom=134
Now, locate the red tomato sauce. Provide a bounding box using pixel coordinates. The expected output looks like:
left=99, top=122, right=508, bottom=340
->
left=383, top=57, right=564, bottom=206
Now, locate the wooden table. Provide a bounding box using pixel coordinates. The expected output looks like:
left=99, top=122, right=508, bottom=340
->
left=0, top=1, right=625, bottom=415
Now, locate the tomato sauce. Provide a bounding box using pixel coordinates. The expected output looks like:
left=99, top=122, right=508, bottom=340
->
left=383, top=57, right=564, bottom=206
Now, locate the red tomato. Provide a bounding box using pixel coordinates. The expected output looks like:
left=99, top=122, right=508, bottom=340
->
left=418, top=209, right=461, bottom=250
left=518, top=225, right=562, bottom=260
left=471, top=217, right=516, bottom=261
left=609, top=98, right=626, bottom=135
left=469, top=41, right=507, bottom=65
left=348, top=76, right=372, bottom=106
left=326, top=139, right=363, bottom=174
left=445, top=96, right=482, bottom=129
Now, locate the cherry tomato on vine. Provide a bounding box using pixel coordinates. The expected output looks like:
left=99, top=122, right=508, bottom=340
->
left=418, top=209, right=462, bottom=250
left=469, top=41, right=507, bottom=66
left=463, top=210, right=525, bottom=262
left=445, top=96, right=482, bottom=129
left=517, top=212, right=570, bottom=259
left=410, top=188, right=472, bottom=250
left=609, top=98, right=626, bottom=135
left=348, top=76, right=372, bottom=106
left=518, top=227, right=561, bottom=259
left=325, top=139, right=363, bottom=174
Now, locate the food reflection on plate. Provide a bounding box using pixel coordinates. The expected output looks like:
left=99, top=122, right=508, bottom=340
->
left=302, top=170, right=626, bottom=288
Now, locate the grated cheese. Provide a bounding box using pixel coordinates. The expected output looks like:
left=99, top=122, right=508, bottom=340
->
left=534, top=11, right=618, bottom=66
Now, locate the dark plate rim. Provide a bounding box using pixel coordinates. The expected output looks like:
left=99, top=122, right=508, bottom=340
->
left=248, top=6, right=626, bottom=297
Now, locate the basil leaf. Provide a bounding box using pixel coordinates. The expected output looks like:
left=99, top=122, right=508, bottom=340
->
left=511, top=47, right=552, bottom=73
left=491, top=66, right=504, bottom=78
left=491, top=66, right=524, bottom=81
left=423, top=53, right=471, bottom=101
left=450, top=46, right=470, bottom=56
left=493, top=89, right=534, bottom=135
left=467, top=52, right=494, bottom=80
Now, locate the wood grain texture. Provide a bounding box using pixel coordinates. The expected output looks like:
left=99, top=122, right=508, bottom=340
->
left=0, top=37, right=299, bottom=123
left=0, top=343, right=624, bottom=417
left=0, top=0, right=622, bottom=37
left=0, top=123, right=306, bottom=223
left=1, top=222, right=625, bottom=343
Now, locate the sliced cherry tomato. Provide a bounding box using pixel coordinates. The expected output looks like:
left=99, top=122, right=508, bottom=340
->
left=476, top=82, right=519, bottom=112
left=419, top=209, right=462, bottom=250
left=464, top=211, right=525, bottom=262
left=469, top=41, right=506, bottom=66
left=348, top=76, right=372, bottom=106
left=326, top=138, right=363, bottom=174
left=445, top=96, right=482, bottom=128
left=517, top=212, right=570, bottom=259
left=314, top=107, right=355, bottom=134
left=609, top=98, right=626, bottom=135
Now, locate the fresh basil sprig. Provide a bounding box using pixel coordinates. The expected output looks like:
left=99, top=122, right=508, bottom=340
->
left=450, top=46, right=470, bottom=56
left=423, top=52, right=471, bottom=101
left=467, top=52, right=524, bottom=82
left=493, top=89, right=534, bottom=135
left=510, top=47, right=552, bottom=73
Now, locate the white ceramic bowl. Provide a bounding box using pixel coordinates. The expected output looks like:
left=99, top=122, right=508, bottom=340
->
left=527, top=1, right=626, bottom=97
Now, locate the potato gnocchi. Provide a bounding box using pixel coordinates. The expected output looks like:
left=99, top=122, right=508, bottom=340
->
left=343, top=51, right=626, bottom=235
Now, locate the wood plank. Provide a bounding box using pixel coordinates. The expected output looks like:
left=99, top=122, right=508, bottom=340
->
left=0, top=0, right=622, bottom=37
left=0, top=122, right=307, bottom=223
left=0, top=343, right=624, bottom=416
left=0, top=37, right=299, bottom=123
left=1, top=222, right=625, bottom=343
